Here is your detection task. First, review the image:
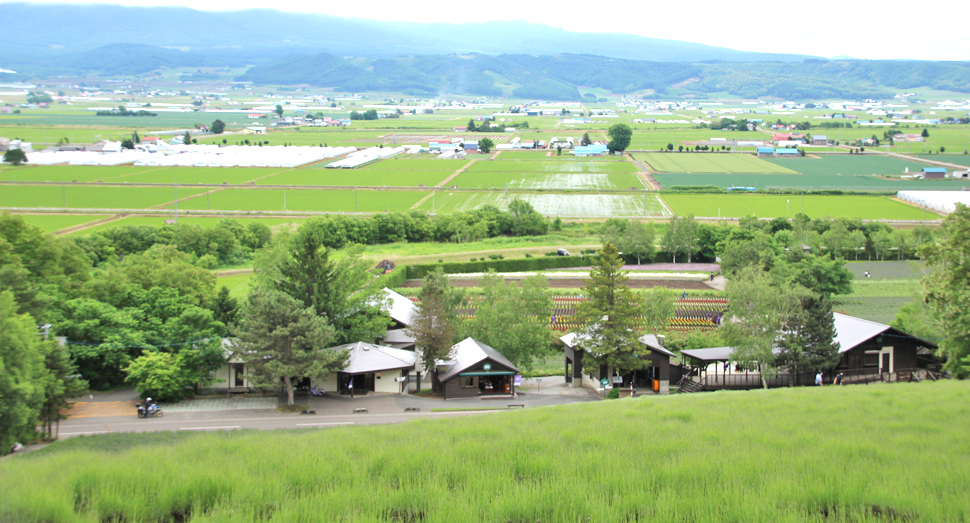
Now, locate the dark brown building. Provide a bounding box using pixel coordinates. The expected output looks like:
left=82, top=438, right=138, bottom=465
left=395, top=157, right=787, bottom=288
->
left=436, top=338, right=519, bottom=400
left=560, top=332, right=673, bottom=394
left=832, top=313, right=938, bottom=381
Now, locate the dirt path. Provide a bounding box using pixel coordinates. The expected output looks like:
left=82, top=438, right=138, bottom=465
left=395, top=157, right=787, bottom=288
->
left=55, top=214, right=125, bottom=235
left=215, top=268, right=254, bottom=277
left=626, top=152, right=661, bottom=190
left=409, top=157, right=478, bottom=211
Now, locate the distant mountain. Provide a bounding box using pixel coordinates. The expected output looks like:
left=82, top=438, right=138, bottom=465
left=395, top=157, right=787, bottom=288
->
left=0, top=3, right=818, bottom=64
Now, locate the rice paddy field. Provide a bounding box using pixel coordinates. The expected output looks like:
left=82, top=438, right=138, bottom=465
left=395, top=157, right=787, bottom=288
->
left=173, top=188, right=428, bottom=213
left=0, top=165, right=286, bottom=184
left=62, top=215, right=308, bottom=236
left=653, top=172, right=970, bottom=191
left=0, top=185, right=207, bottom=210
left=635, top=152, right=798, bottom=174
left=2, top=381, right=967, bottom=522
left=467, top=160, right=638, bottom=173
left=417, top=191, right=670, bottom=216
left=452, top=171, right=645, bottom=190
left=361, top=159, right=470, bottom=171
left=257, top=168, right=453, bottom=187
left=660, top=193, right=939, bottom=220
left=917, top=155, right=970, bottom=167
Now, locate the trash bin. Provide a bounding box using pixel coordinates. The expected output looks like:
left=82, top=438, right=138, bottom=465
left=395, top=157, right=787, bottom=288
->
left=652, top=379, right=659, bottom=392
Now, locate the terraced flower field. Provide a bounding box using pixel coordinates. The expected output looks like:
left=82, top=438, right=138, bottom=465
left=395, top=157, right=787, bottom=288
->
left=635, top=152, right=798, bottom=174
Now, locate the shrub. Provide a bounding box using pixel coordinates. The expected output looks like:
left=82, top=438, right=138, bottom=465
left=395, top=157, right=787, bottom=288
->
left=608, top=388, right=620, bottom=399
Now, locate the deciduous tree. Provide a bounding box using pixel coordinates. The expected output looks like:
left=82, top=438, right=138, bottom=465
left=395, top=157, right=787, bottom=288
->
left=0, top=291, right=45, bottom=454
left=607, top=123, right=632, bottom=154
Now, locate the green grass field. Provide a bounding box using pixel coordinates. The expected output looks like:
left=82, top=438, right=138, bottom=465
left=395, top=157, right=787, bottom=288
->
left=467, top=160, right=637, bottom=173
left=362, top=159, right=469, bottom=171
left=452, top=170, right=645, bottom=190
left=652, top=172, right=970, bottom=191
left=660, top=194, right=940, bottom=220
left=0, top=185, right=207, bottom=210
left=173, top=188, right=428, bottom=213
left=104, top=166, right=283, bottom=185
left=917, top=155, right=970, bottom=167
left=0, top=165, right=162, bottom=183
left=417, top=191, right=669, bottom=216
left=216, top=272, right=254, bottom=299
left=635, top=152, right=799, bottom=174
left=63, top=215, right=308, bottom=236
left=258, top=168, right=453, bottom=187
left=765, top=155, right=932, bottom=175
left=3, top=382, right=967, bottom=522
left=8, top=213, right=110, bottom=232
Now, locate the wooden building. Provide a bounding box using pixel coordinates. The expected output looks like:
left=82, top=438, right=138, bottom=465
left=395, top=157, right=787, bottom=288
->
left=560, top=332, right=673, bottom=394
left=435, top=338, right=519, bottom=400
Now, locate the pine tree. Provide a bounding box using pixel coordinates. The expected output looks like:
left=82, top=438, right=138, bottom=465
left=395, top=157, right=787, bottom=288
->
left=406, top=269, right=462, bottom=391
left=573, top=242, right=647, bottom=375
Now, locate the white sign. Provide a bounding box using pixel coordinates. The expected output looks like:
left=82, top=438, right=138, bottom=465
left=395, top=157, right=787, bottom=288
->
left=394, top=377, right=406, bottom=382
left=612, top=376, right=623, bottom=384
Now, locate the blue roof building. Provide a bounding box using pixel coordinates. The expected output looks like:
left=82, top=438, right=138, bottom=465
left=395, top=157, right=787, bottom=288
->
left=757, top=147, right=775, bottom=156
left=774, top=148, right=800, bottom=156
left=573, top=144, right=608, bottom=156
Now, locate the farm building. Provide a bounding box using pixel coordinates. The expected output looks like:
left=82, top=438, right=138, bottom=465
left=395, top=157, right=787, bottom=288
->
left=921, top=167, right=946, bottom=179
left=463, top=140, right=479, bottom=151
left=677, top=313, right=940, bottom=392
left=454, top=126, right=467, bottom=132
left=574, top=144, right=609, bottom=156
left=314, top=342, right=417, bottom=397
left=774, top=148, right=800, bottom=157
left=811, top=135, right=829, bottom=145
left=435, top=338, right=520, bottom=400
left=560, top=332, right=673, bottom=395
left=893, top=134, right=924, bottom=143
left=757, top=147, right=775, bottom=157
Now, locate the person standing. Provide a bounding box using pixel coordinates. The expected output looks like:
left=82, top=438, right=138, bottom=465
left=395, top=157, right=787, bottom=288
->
left=834, top=372, right=844, bottom=386
left=710, top=271, right=715, bottom=281
left=815, top=371, right=824, bottom=386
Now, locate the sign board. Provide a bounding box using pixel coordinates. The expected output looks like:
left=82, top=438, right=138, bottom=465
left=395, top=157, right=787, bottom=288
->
left=600, top=378, right=609, bottom=387
left=394, top=377, right=406, bottom=382
left=483, top=363, right=492, bottom=371
left=514, top=375, right=522, bottom=385
left=612, top=376, right=623, bottom=384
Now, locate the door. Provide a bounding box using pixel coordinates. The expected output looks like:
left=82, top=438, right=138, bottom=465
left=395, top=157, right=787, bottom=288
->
left=233, top=363, right=245, bottom=387
left=881, top=353, right=891, bottom=374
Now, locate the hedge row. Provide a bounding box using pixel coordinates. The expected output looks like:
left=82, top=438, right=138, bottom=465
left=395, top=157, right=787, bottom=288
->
left=406, top=256, right=594, bottom=279
left=374, top=265, right=409, bottom=289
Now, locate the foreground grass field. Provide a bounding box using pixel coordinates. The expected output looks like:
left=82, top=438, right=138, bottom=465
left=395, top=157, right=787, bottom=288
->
left=2, top=382, right=967, bottom=522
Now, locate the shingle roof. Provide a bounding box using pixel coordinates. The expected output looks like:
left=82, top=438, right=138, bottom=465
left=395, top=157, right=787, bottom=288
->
left=374, top=288, right=417, bottom=326
left=330, top=342, right=416, bottom=375
left=437, top=337, right=519, bottom=382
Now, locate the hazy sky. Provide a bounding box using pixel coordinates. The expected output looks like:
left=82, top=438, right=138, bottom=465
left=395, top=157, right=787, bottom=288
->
left=7, top=0, right=969, bottom=61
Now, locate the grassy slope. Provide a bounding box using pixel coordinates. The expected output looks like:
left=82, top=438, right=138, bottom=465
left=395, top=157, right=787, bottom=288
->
left=2, top=382, right=967, bottom=522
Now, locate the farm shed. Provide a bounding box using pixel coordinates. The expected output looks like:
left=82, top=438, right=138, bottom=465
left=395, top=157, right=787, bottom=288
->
left=812, top=135, right=829, bottom=145
left=317, top=342, right=417, bottom=397
left=560, top=332, right=672, bottom=394
left=920, top=167, right=946, bottom=179
left=757, top=147, right=775, bottom=157
left=897, top=190, right=970, bottom=214
left=435, top=338, right=519, bottom=400
left=774, top=148, right=800, bottom=157
left=573, top=144, right=608, bottom=156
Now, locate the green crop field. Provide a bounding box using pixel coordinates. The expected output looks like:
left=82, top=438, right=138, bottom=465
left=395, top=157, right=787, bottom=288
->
left=105, top=166, right=285, bottom=185
left=452, top=170, right=645, bottom=190
left=257, top=169, right=452, bottom=187
left=765, top=155, right=932, bottom=175
left=8, top=213, right=110, bottom=232
left=173, top=188, right=428, bottom=213
left=3, top=382, right=967, bottom=522
left=634, top=152, right=799, bottom=174
left=467, top=160, right=636, bottom=173
left=417, top=191, right=669, bottom=216
left=63, top=215, right=308, bottom=236
left=495, top=150, right=556, bottom=160
left=0, top=165, right=162, bottom=183
left=918, top=155, right=970, bottom=167
left=217, top=272, right=255, bottom=299
left=652, top=172, right=970, bottom=191
left=362, top=159, right=468, bottom=171
left=0, top=185, right=206, bottom=210
left=659, top=193, right=940, bottom=220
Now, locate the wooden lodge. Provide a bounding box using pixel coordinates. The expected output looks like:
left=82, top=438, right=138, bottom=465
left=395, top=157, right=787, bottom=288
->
left=435, top=338, right=520, bottom=400
left=561, top=332, right=673, bottom=395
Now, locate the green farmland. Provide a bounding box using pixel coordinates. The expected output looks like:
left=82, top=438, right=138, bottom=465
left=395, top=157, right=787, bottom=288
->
left=0, top=185, right=206, bottom=210
left=765, top=155, right=932, bottom=175
left=917, top=155, right=970, bottom=167
left=2, top=382, right=967, bottom=522
left=12, top=213, right=110, bottom=233
left=173, top=188, right=428, bottom=213
left=467, top=160, right=637, bottom=173
left=653, top=172, right=970, bottom=191
left=63, top=215, right=308, bottom=236
left=362, top=158, right=469, bottom=171
left=452, top=170, right=645, bottom=190
left=417, top=191, right=669, bottom=216
left=0, top=165, right=164, bottom=183
left=635, top=152, right=799, bottom=174
left=257, top=168, right=453, bottom=187
left=660, top=193, right=939, bottom=220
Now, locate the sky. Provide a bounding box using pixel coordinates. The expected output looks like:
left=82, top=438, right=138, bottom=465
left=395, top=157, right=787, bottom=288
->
left=4, top=0, right=968, bottom=61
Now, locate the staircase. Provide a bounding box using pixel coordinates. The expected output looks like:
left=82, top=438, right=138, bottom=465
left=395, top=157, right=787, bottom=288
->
left=677, top=377, right=705, bottom=394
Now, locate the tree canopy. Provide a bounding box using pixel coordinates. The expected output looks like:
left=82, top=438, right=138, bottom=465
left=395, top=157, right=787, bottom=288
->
left=607, top=123, right=632, bottom=153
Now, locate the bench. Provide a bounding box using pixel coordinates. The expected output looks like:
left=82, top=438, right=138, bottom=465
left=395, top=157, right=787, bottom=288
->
left=353, top=408, right=368, bottom=414
left=508, top=404, right=525, bottom=409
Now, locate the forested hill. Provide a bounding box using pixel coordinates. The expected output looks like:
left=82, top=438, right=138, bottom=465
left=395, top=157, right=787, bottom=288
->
left=0, top=3, right=814, bottom=64
left=236, top=53, right=970, bottom=100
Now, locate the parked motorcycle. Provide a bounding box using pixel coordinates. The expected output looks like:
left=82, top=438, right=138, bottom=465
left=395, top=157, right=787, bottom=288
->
left=136, top=398, right=164, bottom=418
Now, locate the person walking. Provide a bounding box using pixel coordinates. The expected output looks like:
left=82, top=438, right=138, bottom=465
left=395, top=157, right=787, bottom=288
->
left=815, top=371, right=824, bottom=386
left=710, top=271, right=714, bottom=281
left=834, top=372, right=844, bottom=386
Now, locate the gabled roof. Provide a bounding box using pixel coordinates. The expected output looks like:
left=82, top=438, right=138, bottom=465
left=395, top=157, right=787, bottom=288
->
left=639, top=334, right=675, bottom=357
left=681, top=346, right=734, bottom=362
left=375, top=288, right=417, bottom=326
left=832, top=312, right=891, bottom=353
left=330, top=342, right=416, bottom=374
left=437, top=337, right=519, bottom=382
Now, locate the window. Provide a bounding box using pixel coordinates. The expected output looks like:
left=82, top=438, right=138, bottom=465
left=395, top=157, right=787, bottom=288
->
left=864, top=351, right=879, bottom=367
left=461, top=376, right=477, bottom=388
